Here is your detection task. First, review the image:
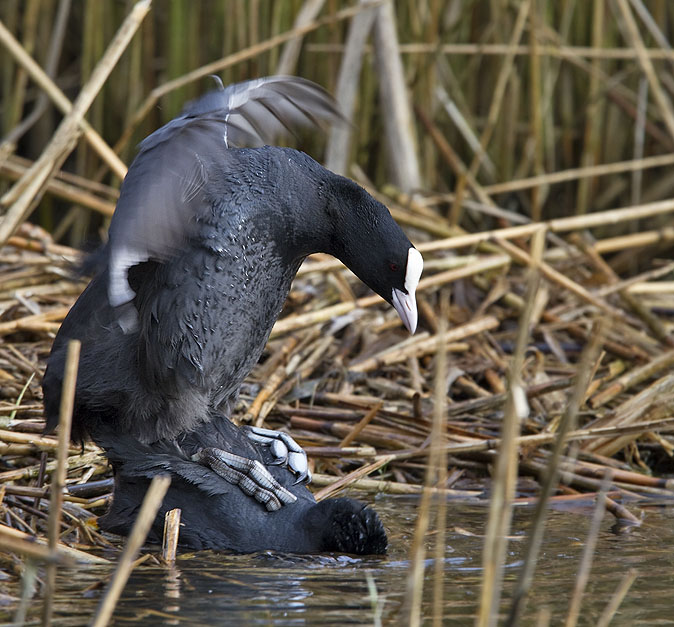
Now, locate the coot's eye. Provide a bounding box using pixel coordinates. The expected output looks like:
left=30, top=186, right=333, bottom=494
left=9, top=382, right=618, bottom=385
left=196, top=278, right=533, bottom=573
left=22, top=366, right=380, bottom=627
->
left=389, top=262, right=399, bottom=272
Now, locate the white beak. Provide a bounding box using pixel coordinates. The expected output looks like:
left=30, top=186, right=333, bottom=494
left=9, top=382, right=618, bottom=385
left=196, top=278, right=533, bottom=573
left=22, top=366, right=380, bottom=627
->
left=391, top=247, right=423, bottom=334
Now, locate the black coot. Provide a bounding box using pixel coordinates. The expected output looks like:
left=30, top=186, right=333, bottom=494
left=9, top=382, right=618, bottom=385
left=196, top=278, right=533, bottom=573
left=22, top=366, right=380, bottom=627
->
left=42, top=76, right=422, bottom=554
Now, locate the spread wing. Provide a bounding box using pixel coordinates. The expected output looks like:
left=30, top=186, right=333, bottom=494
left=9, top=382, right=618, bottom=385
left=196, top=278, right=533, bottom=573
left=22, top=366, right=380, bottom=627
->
left=107, top=76, right=344, bottom=326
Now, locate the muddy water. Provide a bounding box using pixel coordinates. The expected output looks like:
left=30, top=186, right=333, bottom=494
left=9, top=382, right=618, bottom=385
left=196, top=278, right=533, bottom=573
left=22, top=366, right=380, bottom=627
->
left=3, top=498, right=674, bottom=625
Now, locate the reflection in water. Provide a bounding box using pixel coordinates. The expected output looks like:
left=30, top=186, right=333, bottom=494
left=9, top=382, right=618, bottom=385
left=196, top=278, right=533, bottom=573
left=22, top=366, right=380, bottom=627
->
left=163, top=566, right=181, bottom=624
left=2, top=498, right=674, bottom=624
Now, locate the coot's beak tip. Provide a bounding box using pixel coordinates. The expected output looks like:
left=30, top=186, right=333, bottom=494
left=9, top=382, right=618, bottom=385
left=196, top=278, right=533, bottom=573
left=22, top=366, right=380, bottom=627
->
left=392, top=288, right=418, bottom=334
left=391, top=247, right=423, bottom=334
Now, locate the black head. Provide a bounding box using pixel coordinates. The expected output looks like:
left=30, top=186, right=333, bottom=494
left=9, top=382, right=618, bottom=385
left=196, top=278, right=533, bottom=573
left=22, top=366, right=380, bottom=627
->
left=324, top=176, right=423, bottom=333
left=307, top=497, right=388, bottom=555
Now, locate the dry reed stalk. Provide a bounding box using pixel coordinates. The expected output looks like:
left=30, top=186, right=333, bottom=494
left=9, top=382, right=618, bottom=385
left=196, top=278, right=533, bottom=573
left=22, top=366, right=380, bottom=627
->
left=0, top=523, right=109, bottom=564
left=0, top=307, right=72, bottom=336
left=0, top=0, right=151, bottom=246
left=628, top=281, right=674, bottom=293
left=0, top=157, right=116, bottom=216
left=309, top=41, right=674, bottom=60
left=421, top=198, right=674, bottom=255
left=577, top=237, right=671, bottom=344
left=564, top=476, right=610, bottom=627
left=595, top=260, right=674, bottom=297
left=575, top=0, right=605, bottom=216
left=0, top=450, right=102, bottom=483
left=603, top=496, right=641, bottom=526
left=309, top=473, right=480, bottom=498
left=350, top=315, right=498, bottom=372
left=495, top=232, right=624, bottom=319
left=541, top=452, right=674, bottom=491
left=0, top=429, right=79, bottom=452
left=595, top=568, right=638, bottom=627
left=271, top=260, right=504, bottom=338
left=42, top=339, right=79, bottom=626
left=90, top=474, right=170, bottom=627
left=161, top=508, right=181, bottom=563
left=372, top=1, right=420, bottom=192
left=528, top=0, right=544, bottom=222
left=0, top=18, right=126, bottom=181
left=275, top=0, right=326, bottom=75
left=431, top=295, right=449, bottom=627
left=485, top=152, right=674, bottom=195
left=325, top=1, right=376, bottom=175
left=2, top=0, right=70, bottom=151
left=116, top=2, right=380, bottom=156
left=0, top=524, right=70, bottom=564
left=506, top=322, right=606, bottom=625
left=5, top=235, right=80, bottom=258
left=403, top=294, right=449, bottom=627
left=243, top=336, right=300, bottom=423
left=584, top=373, right=674, bottom=456
left=339, top=401, right=382, bottom=448
left=615, top=0, right=674, bottom=142
left=590, top=348, right=674, bottom=407
left=478, top=228, right=545, bottom=627
left=450, top=0, right=531, bottom=224
left=312, top=455, right=394, bottom=502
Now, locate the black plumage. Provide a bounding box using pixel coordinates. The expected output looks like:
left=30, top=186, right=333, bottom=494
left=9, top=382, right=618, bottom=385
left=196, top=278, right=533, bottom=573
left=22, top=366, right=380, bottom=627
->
left=99, top=419, right=387, bottom=554
left=42, top=76, right=422, bottom=554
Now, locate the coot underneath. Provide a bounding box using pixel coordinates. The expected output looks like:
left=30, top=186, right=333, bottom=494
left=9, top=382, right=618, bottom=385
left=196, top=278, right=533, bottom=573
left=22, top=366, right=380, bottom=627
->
left=99, top=417, right=387, bottom=554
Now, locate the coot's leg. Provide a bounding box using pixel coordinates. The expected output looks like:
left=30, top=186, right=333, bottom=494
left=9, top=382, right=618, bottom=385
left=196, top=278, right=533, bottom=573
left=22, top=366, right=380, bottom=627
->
left=243, top=426, right=311, bottom=484
left=192, top=448, right=297, bottom=511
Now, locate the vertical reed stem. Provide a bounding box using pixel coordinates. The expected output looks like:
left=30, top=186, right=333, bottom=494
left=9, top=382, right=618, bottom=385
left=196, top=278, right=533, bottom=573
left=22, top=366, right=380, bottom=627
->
left=42, top=339, right=80, bottom=626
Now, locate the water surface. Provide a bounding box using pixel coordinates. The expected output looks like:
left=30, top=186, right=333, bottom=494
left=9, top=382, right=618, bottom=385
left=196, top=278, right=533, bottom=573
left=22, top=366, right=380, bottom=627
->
left=3, top=497, right=673, bottom=625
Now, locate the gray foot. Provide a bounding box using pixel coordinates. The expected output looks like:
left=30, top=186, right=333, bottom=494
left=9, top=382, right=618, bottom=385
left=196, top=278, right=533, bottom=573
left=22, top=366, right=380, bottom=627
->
left=191, top=448, right=297, bottom=512
left=244, top=426, right=312, bottom=484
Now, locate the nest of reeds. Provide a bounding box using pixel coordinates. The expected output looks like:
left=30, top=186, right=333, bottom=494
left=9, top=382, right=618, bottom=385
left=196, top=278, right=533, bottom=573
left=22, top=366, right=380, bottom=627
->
left=2, top=189, right=673, bottom=556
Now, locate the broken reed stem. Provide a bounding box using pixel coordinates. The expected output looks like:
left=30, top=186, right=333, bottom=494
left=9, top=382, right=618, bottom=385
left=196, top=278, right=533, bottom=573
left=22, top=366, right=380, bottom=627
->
left=585, top=374, right=674, bottom=457
left=590, top=348, right=674, bottom=407
left=564, top=475, right=610, bottom=627
left=0, top=524, right=109, bottom=564
left=312, top=455, right=394, bottom=502
left=0, top=0, right=151, bottom=246
left=403, top=294, right=449, bottom=627
left=506, top=321, right=606, bottom=626
left=91, top=474, right=171, bottom=627
left=42, top=339, right=80, bottom=627
left=339, top=402, right=382, bottom=448
left=162, top=508, right=181, bottom=563
left=478, top=227, right=545, bottom=627
left=0, top=525, right=70, bottom=564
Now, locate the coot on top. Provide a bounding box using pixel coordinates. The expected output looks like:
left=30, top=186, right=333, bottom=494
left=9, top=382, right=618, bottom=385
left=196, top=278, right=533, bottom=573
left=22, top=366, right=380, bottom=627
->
left=42, top=76, right=422, bottom=553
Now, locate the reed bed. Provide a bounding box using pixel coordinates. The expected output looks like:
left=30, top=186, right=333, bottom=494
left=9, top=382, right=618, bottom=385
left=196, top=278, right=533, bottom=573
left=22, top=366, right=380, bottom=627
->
left=1, top=0, right=674, bottom=624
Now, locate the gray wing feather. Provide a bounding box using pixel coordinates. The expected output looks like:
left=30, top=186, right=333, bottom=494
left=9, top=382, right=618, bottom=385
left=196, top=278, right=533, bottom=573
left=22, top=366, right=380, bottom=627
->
left=107, top=76, right=344, bottom=322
